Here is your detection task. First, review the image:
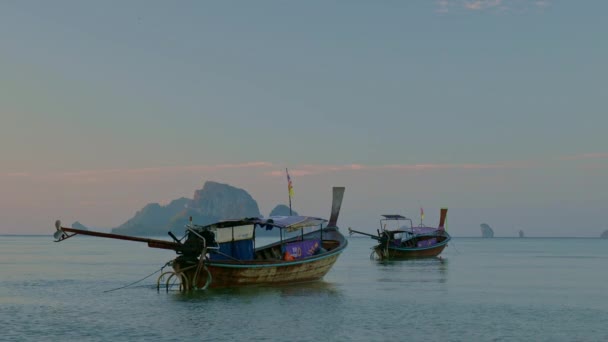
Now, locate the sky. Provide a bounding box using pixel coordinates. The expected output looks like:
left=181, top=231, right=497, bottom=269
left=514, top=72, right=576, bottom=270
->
left=1, top=0, right=607, bottom=237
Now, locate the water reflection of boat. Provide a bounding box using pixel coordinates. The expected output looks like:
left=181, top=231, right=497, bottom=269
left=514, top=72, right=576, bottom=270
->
left=53, top=187, right=348, bottom=291
left=174, top=280, right=342, bottom=299
left=348, top=208, right=450, bottom=260
left=376, top=257, right=448, bottom=285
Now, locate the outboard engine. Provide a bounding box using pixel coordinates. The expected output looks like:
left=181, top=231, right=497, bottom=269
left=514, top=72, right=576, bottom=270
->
left=181, top=229, right=216, bottom=258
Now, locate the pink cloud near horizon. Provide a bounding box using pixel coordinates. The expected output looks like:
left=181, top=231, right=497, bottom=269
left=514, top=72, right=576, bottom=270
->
left=558, top=153, right=608, bottom=161
left=1, top=151, right=605, bottom=235
left=2, top=151, right=606, bottom=181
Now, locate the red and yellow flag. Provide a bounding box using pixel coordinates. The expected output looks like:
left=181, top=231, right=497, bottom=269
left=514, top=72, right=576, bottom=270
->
left=286, top=169, right=294, bottom=198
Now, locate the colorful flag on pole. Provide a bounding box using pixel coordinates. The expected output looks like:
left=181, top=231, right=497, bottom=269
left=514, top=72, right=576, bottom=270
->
left=286, top=169, right=294, bottom=198
left=420, top=207, right=424, bottom=221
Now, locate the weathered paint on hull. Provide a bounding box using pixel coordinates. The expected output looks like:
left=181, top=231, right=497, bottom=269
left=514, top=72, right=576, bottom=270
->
left=374, top=242, right=448, bottom=259
left=176, top=252, right=342, bottom=289
left=207, top=253, right=340, bottom=288
left=174, top=227, right=347, bottom=289
left=173, top=228, right=348, bottom=288
left=371, top=231, right=451, bottom=260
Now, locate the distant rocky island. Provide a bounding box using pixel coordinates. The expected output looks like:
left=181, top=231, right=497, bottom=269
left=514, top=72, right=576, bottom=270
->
left=601, top=230, right=608, bottom=239
left=480, top=223, right=494, bottom=238
left=519, top=230, right=525, bottom=238
left=80, top=181, right=299, bottom=237
left=269, top=204, right=298, bottom=217
left=71, top=221, right=90, bottom=230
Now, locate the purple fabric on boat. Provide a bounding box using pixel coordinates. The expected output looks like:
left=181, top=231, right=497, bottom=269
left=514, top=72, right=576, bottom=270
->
left=411, top=227, right=440, bottom=235
left=416, top=238, right=437, bottom=247
left=283, top=239, right=321, bottom=259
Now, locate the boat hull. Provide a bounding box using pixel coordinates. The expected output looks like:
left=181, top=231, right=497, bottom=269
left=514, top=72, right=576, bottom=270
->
left=374, top=242, right=448, bottom=259
left=199, top=252, right=341, bottom=288
left=174, top=227, right=347, bottom=289
left=373, top=234, right=450, bottom=260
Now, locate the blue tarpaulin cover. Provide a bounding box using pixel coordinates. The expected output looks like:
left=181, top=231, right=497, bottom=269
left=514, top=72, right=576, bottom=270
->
left=210, top=240, right=254, bottom=260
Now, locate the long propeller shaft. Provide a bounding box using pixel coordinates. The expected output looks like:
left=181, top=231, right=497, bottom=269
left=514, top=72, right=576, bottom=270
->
left=57, top=227, right=185, bottom=251
left=347, top=228, right=381, bottom=241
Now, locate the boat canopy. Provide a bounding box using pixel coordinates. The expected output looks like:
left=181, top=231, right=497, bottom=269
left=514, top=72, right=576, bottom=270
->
left=192, top=215, right=327, bottom=233
left=381, top=214, right=407, bottom=220
left=264, top=216, right=327, bottom=232
left=212, top=224, right=255, bottom=243
left=381, top=214, right=414, bottom=230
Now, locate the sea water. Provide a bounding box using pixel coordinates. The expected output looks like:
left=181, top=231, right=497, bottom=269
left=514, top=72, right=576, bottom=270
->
left=1, top=235, right=607, bottom=341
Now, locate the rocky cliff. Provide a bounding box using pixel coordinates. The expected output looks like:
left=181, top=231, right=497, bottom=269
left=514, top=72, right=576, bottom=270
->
left=480, top=223, right=494, bottom=238
left=112, top=197, right=190, bottom=236
left=601, top=230, right=608, bottom=239
left=111, top=181, right=260, bottom=236
left=169, top=181, right=261, bottom=229
left=269, top=204, right=299, bottom=217
left=71, top=221, right=90, bottom=230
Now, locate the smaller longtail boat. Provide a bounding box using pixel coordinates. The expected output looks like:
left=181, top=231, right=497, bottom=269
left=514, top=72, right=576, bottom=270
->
left=53, top=187, right=348, bottom=291
left=348, top=208, right=450, bottom=260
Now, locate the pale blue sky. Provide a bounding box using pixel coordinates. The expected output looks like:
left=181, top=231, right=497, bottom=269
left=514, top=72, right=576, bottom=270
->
left=1, top=1, right=607, bottom=236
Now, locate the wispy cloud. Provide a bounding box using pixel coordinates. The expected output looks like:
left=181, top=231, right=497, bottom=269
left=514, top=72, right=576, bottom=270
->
left=268, top=160, right=539, bottom=177
left=270, top=153, right=608, bottom=177
left=438, top=0, right=550, bottom=13
left=437, top=0, right=451, bottom=13
left=1, top=162, right=274, bottom=181
left=3, top=151, right=605, bottom=181
left=58, top=162, right=274, bottom=178
left=534, top=0, right=550, bottom=9
left=464, top=0, right=503, bottom=11
left=5, top=172, right=30, bottom=177
left=558, top=153, right=608, bottom=161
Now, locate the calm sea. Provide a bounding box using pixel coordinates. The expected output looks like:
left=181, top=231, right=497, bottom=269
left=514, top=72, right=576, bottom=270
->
left=1, top=234, right=607, bottom=341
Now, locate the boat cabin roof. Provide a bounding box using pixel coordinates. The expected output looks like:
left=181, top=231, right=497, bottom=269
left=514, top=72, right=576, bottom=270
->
left=193, top=215, right=327, bottom=233
left=380, top=214, right=414, bottom=230
left=381, top=214, right=407, bottom=220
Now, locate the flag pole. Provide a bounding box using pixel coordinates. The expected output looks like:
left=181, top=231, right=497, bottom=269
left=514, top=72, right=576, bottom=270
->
left=286, top=168, right=292, bottom=215
left=420, top=207, right=424, bottom=226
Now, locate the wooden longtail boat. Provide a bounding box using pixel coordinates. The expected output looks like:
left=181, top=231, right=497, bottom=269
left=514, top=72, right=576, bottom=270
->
left=348, top=208, right=450, bottom=260
left=53, top=187, right=348, bottom=290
